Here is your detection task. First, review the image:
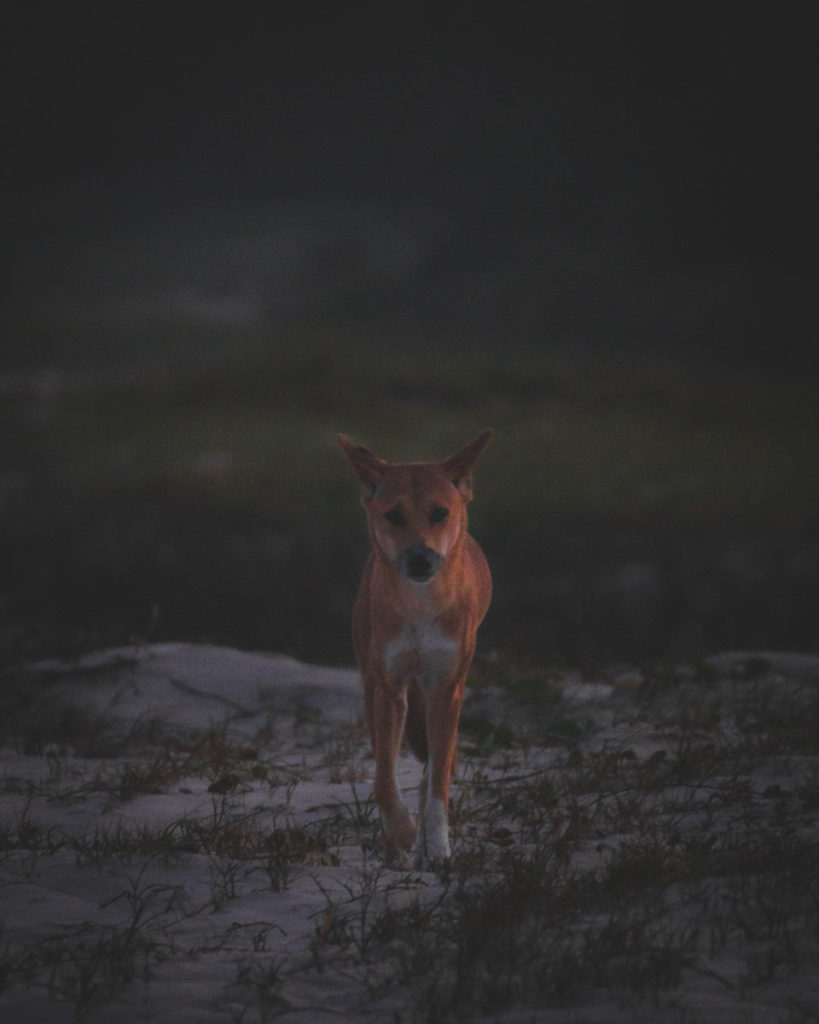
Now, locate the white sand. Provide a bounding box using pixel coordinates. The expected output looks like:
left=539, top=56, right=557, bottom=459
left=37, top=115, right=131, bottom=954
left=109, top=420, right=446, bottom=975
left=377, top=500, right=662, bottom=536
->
left=1, top=644, right=817, bottom=1022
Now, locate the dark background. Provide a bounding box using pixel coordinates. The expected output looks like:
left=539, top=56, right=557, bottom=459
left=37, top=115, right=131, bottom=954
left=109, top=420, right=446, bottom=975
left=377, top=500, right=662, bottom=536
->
left=2, top=3, right=817, bottom=670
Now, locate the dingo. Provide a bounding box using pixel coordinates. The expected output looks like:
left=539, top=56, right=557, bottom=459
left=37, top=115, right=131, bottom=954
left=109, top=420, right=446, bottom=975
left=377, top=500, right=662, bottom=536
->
left=338, top=431, right=492, bottom=867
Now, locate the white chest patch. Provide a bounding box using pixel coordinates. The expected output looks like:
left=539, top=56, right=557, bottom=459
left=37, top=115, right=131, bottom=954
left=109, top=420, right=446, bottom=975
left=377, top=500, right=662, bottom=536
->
left=384, top=617, right=459, bottom=690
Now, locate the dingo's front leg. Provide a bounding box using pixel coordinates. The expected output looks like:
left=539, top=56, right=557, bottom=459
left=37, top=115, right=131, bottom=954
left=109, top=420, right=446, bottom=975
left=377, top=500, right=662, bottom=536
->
left=370, top=683, right=417, bottom=865
left=413, top=681, right=463, bottom=867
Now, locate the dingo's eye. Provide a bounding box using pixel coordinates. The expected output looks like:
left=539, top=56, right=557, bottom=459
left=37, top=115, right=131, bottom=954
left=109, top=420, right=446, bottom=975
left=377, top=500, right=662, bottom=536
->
left=384, top=509, right=407, bottom=527
left=430, top=506, right=449, bottom=524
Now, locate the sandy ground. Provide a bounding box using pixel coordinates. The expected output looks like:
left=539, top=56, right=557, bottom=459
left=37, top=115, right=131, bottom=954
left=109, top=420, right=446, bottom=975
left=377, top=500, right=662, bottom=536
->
left=1, top=643, right=818, bottom=1022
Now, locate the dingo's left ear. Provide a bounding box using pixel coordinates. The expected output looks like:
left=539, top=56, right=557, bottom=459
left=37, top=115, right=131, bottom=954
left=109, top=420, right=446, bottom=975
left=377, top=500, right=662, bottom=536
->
left=441, top=429, right=492, bottom=499
left=337, top=434, right=388, bottom=495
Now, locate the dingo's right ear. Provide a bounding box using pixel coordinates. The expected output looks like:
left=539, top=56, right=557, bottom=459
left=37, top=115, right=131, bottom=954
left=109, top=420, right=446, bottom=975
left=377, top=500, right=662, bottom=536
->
left=337, top=434, right=387, bottom=494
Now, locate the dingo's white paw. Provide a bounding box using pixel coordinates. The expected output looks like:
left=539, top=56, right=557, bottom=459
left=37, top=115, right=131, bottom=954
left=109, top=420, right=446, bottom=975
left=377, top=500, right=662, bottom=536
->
left=413, top=797, right=451, bottom=869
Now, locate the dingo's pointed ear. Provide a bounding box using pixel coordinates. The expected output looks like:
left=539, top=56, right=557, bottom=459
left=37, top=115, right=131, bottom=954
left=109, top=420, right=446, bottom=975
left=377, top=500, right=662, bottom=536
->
left=441, top=429, right=491, bottom=499
left=337, top=434, right=387, bottom=495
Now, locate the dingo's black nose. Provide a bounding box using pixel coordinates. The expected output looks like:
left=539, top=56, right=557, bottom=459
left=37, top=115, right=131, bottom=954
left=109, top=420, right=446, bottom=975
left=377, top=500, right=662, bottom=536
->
left=401, top=545, right=442, bottom=582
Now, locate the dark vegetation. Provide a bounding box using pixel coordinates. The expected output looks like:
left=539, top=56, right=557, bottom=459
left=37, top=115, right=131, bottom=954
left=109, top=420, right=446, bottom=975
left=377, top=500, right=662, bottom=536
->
left=2, top=338, right=817, bottom=672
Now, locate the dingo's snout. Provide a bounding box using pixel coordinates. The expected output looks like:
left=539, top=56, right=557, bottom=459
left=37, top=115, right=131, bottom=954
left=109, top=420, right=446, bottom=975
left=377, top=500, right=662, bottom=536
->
left=399, top=543, right=442, bottom=583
